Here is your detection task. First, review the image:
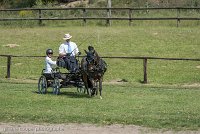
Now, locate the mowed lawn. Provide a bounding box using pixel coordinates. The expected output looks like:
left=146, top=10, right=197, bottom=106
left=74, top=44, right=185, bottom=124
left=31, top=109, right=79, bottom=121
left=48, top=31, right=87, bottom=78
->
left=0, top=82, right=200, bottom=130
left=0, top=26, right=200, bottom=84
left=0, top=26, right=200, bottom=130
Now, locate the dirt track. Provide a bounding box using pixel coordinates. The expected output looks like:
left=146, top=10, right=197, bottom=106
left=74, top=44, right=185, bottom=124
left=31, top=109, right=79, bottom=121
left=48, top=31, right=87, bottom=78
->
left=0, top=123, right=199, bottom=134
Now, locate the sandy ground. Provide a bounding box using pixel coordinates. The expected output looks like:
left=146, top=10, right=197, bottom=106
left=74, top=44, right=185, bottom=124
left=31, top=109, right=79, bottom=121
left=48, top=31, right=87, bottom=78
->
left=0, top=123, right=199, bottom=134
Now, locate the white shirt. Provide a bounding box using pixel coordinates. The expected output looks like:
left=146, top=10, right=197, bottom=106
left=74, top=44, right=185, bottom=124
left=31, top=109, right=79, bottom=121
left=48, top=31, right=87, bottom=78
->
left=59, top=41, right=79, bottom=56
left=44, top=56, right=57, bottom=73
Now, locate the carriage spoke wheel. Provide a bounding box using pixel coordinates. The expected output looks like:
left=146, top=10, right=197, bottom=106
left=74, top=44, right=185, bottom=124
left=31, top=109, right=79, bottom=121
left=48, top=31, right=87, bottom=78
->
left=38, top=75, right=47, bottom=94
left=77, top=87, right=86, bottom=93
left=52, top=77, right=60, bottom=95
left=76, top=82, right=85, bottom=93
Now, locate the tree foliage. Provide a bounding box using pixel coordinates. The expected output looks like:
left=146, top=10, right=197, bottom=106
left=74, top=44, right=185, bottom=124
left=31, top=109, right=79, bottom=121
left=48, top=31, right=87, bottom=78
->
left=0, top=0, right=36, bottom=8
left=0, top=0, right=59, bottom=8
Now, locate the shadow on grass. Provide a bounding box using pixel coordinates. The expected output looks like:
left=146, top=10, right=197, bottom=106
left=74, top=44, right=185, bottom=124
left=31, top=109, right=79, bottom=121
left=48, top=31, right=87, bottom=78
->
left=32, top=90, right=90, bottom=98
left=59, top=91, right=90, bottom=98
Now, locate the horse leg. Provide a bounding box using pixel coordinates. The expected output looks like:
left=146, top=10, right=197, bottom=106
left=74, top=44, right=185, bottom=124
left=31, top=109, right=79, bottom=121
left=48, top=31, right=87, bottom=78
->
left=82, top=74, right=90, bottom=96
left=99, top=78, right=102, bottom=99
left=95, top=81, right=98, bottom=95
left=91, top=80, right=96, bottom=96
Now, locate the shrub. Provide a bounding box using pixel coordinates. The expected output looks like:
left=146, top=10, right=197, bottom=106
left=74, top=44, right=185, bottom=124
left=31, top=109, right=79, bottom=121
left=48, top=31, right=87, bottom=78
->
left=9, top=0, right=37, bottom=8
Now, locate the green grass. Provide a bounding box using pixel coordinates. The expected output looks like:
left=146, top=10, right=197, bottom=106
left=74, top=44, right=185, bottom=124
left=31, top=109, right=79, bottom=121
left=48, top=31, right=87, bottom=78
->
left=0, top=82, right=200, bottom=130
left=0, top=26, right=200, bottom=84
left=0, top=25, right=200, bottom=130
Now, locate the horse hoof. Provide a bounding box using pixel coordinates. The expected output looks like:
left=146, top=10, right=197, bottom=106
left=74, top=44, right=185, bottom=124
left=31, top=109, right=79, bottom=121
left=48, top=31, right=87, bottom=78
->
left=100, top=96, right=102, bottom=99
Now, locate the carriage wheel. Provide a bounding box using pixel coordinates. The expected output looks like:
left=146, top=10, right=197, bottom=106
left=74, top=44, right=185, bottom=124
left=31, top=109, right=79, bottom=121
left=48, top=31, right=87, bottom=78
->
left=77, top=87, right=86, bottom=93
left=76, top=81, right=85, bottom=93
left=38, top=75, right=47, bottom=94
left=52, top=77, right=60, bottom=95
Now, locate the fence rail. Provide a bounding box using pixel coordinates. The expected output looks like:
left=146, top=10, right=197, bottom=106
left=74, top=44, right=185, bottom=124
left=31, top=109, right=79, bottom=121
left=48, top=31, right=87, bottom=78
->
left=1, top=55, right=200, bottom=83
left=0, top=7, right=200, bottom=26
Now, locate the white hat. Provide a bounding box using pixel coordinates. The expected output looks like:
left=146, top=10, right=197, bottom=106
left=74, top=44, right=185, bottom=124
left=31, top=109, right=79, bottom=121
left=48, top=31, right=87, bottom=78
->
left=63, top=33, right=72, bottom=40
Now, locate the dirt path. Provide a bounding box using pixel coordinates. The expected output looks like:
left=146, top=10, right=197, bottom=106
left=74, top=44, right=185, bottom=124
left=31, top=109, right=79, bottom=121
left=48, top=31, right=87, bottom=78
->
left=0, top=123, right=199, bottom=134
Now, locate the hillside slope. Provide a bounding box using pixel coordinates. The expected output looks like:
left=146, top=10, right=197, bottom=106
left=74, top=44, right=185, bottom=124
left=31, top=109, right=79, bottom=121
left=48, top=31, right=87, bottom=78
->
left=0, top=0, right=199, bottom=9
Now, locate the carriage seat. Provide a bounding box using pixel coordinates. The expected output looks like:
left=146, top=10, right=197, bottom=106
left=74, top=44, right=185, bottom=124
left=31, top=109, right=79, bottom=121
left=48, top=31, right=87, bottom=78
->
left=41, top=68, right=61, bottom=80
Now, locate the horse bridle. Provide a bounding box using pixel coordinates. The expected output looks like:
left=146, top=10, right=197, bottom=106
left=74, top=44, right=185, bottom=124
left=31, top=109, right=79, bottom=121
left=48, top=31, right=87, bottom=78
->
left=86, top=52, right=101, bottom=71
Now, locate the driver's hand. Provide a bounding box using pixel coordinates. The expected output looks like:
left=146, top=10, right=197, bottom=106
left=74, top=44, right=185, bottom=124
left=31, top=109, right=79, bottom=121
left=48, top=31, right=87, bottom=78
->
left=66, top=53, right=71, bottom=56
left=78, top=52, right=81, bottom=55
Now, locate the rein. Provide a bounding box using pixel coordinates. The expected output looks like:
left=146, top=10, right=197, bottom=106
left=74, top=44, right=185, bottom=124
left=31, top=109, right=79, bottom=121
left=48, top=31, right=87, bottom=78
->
left=86, top=56, right=102, bottom=71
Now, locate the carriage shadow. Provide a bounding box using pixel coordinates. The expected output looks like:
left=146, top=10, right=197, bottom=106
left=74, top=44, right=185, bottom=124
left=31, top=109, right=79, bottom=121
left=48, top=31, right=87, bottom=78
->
left=59, top=91, right=90, bottom=98
left=33, top=90, right=90, bottom=98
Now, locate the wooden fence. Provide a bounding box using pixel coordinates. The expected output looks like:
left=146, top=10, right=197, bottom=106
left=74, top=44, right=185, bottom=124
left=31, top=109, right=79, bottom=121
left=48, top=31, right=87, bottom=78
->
left=1, top=54, right=200, bottom=83
left=0, top=7, right=200, bottom=26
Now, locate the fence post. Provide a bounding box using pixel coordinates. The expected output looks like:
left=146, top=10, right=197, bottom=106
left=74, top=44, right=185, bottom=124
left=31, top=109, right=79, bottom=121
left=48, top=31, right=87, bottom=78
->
left=177, top=8, right=180, bottom=27
left=6, top=55, right=11, bottom=78
left=38, top=9, right=42, bottom=25
left=129, top=8, right=132, bottom=26
left=106, top=0, right=111, bottom=26
left=82, top=8, right=86, bottom=26
left=143, top=58, right=148, bottom=84
left=106, top=8, right=111, bottom=26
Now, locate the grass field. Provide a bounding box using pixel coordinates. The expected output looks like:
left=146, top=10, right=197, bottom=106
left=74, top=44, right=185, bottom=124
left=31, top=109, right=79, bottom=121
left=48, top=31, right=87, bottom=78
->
left=0, top=25, right=200, bottom=130
left=0, top=82, right=200, bottom=130
left=0, top=26, right=200, bottom=84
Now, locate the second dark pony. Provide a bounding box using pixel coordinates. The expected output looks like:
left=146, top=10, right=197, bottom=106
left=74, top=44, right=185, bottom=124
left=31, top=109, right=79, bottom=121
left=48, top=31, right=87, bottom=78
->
left=81, top=46, right=107, bottom=99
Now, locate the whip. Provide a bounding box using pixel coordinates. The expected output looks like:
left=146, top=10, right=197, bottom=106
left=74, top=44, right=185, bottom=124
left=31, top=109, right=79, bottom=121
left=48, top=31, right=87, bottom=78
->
left=68, top=33, right=97, bottom=56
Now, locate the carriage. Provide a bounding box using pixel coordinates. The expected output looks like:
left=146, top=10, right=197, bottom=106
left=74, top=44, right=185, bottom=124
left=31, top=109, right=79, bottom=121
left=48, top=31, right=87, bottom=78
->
left=38, top=56, right=85, bottom=95
left=38, top=46, right=107, bottom=98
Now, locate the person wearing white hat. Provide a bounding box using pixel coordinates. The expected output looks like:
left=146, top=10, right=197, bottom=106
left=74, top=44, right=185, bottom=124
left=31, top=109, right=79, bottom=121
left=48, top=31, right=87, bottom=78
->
left=59, top=33, right=79, bottom=57
left=58, top=33, right=80, bottom=73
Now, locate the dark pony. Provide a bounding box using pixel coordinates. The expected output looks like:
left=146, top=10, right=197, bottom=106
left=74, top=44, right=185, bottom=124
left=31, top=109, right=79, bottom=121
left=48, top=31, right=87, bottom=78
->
left=81, top=46, right=107, bottom=99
